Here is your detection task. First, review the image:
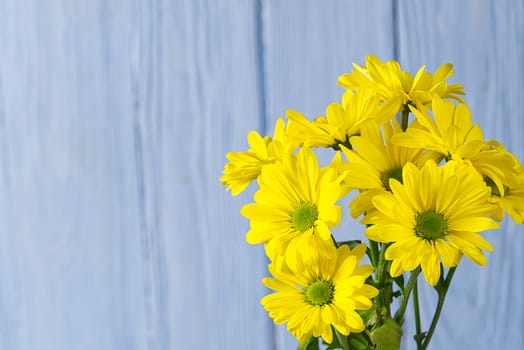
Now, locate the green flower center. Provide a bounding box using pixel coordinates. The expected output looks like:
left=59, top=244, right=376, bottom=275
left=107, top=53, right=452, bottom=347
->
left=382, top=167, right=404, bottom=192
left=305, top=279, right=334, bottom=306
left=414, top=211, right=448, bottom=241
left=483, top=176, right=510, bottom=198
left=292, top=203, right=319, bottom=232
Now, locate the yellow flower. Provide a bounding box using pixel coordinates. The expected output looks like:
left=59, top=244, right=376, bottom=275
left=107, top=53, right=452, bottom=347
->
left=241, top=147, right=344, bottom=270
left=364, top=160, right=499, bottom=286
left=286, top=89, right=397, bottom=150
left=391, top=97, right=516, bottom=194
left=339, top=120, right=441, bottom=218
left=486, top=162, right=524, bottom=224
left=338, top=55, right=464, bottom=112
left=221, top=118, right=297, bottom=195
left=261, top=244, right=378, bottom=344
left=325, top=150, right=354, bottom=197
left=391, top=96, right=482, bottom=154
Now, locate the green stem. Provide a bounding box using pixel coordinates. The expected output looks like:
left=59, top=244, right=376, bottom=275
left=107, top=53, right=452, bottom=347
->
left=382, top=260, right=393, bottom=318
left=421, top=267, right=457, bottom=350
left=413, top=280, right=423, bottom=349
left=401, top=108, right=410, bottom=131
left=375, top=244, right=387, bottom=286
left=369, top=240, right=380, bottom=269
left=394, top=267, right=421, bottom=325
left=374, top=243, right=390, bottom=322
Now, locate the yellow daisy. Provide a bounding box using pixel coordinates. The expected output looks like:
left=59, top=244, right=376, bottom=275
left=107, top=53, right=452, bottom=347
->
left=486, top=163, right=524, bottom=224
left=340, top=119, right=441, bottom=218
left=338, top=54, right=464, bottom=112
left=390, top=96, right=482, bottom=155
left=241, top=147, right=345, bottom=270
left=325, top=149, right=354, bottom=197
left=363, top=160, right=499, bottom=286
left=286, top=89, right=397, bottom=150
left=391, top=96, right=516, bottom=194
left=221, top=118, right=297, bottom=195
left=261, top=244, right=378, bottom=344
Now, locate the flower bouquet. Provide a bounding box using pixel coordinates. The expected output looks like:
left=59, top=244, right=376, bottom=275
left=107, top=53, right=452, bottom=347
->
left=221, top=55, right=524, bottom=349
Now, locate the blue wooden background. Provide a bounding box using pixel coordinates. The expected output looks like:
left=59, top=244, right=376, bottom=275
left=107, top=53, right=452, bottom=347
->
left=0, top=1, right=522, bottom=349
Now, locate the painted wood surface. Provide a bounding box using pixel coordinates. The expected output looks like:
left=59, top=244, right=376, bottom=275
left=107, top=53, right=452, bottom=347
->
left=397, top=1, right=524, bottom=349
left=0, top=1, right=522, bottom=349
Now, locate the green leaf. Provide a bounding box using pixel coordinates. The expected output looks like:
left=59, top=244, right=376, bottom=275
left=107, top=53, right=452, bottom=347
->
left=369, top=318, right=403, bottom=350
left=324, top=329, right=342, bottom=350
left=337, top=240, right=362, bottom=249
left=328, top=329, right=374, bottom=350
left=434, top=264, right=447, bottom=295
left=297, top=336, right=319, bottom=350
left=393, top=274, right=405, bottom=293
left=391, top=290, right=401, bottom=299
left=326, top=341, right=343, bottom=350
left=334, top=328, right=350, bottom=350
left=348, top=332, right=372, bottom=350
left=357, top=304, right=377, bottom=328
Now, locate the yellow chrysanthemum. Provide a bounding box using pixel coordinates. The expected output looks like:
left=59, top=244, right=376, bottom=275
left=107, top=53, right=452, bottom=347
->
left=241, top=147, right=345, bottom=269
left=391, top=96, right=516, bottom=194
left=286, top=89, right=397, bottom=150
left=486, top=163, right=524, bottom=224
left=261, top=244, right=378, bottom=344
left=338, top=55, right=464, bottom=112
left=340, top=120, right=441, bottom=218
left=391, top=97, right=483, bottom=153
left=221, top=118, right=297, bottom=195
left=363, top=160, right=499, bottom=286
left=325, top=150, right=354, bottom=198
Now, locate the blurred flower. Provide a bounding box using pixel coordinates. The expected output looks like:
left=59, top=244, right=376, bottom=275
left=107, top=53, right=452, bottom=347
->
left=487, top=161, right=524, bottom=223
left=221, top=118, right=297, bottom=195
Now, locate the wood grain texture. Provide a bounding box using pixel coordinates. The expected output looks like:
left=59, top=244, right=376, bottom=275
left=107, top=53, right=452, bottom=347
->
left=397, top=1, right=524, bottom=349
left=0, top=0, right=522, bottom=349
left=260, top=1, right=396, bottom=348
left=0, top=0, right=149, bottom=349
left=131, top=0, right=272, bottom=349
left=0, top=0, right=273, bottom=349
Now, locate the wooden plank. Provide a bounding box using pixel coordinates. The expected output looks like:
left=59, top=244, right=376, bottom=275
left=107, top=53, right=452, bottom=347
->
left=0, top=0, right=149, bottom=349
left=0, top=0, right=274, bottom=349
left=261, top=1, right=396, bottom=347
left=1, top=1, right=520, bottom=350
left=134, top=0, right=274, bottom=348
left=397, top=1, right=524, bottom=349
